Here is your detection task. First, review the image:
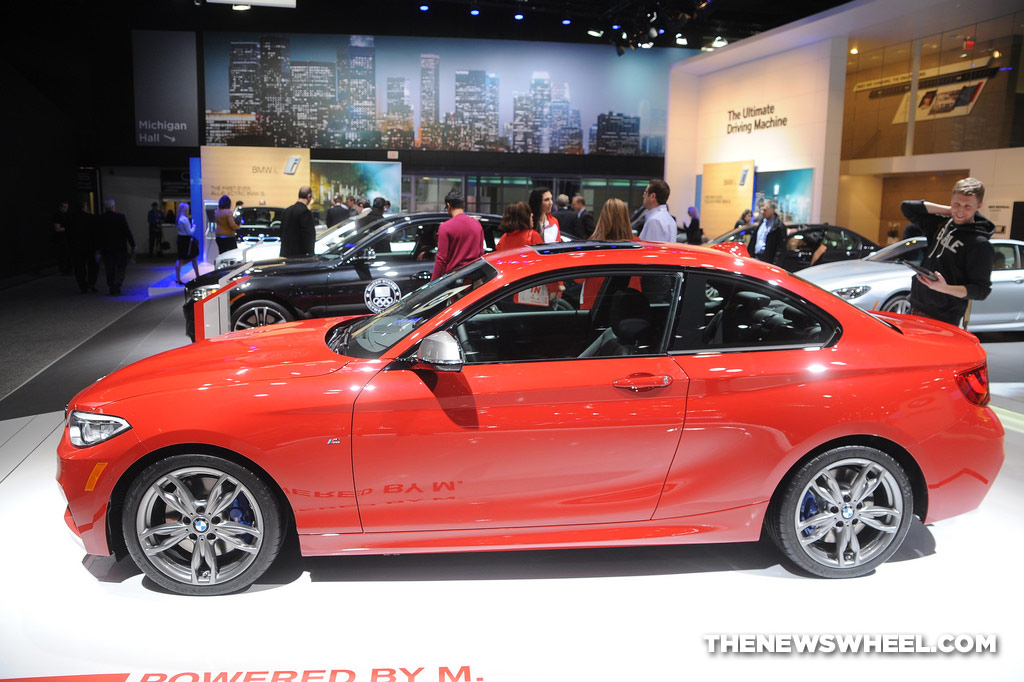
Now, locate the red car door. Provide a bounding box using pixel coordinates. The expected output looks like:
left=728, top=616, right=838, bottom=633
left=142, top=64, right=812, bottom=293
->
left=350, top=271, right=689, bottom=531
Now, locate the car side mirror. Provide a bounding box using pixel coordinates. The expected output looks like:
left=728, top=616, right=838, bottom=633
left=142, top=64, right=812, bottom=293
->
left=414, top=331, right=463, bottom=372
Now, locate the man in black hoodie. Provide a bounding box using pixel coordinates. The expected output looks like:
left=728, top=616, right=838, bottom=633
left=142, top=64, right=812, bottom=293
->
left=901, top=177, right=994, bottom=327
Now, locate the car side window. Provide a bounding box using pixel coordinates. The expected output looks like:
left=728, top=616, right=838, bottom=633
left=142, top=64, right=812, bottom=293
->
left=992, top=244, right=1019, bottom=271
left=452, top=272, right=678, bottom=363
left=367, top=222, right=438, bottom=261
left=671, top=272, right=835, bottom=351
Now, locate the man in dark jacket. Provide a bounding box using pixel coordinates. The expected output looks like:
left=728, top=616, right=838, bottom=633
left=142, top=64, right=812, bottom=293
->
left=902, top=177, right=994, bottom=327
left=749, top=199, right=786, bottom=264
left=279, top=186, right=316, bottom=258
left=98, top=198, right=136, bottom=295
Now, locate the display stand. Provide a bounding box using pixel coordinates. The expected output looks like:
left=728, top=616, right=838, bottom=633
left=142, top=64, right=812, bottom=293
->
left=193, top=263, right=251, bottom=341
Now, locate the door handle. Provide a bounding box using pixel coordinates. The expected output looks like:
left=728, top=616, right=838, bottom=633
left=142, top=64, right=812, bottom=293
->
left=612, top=373, right=672, bottom=392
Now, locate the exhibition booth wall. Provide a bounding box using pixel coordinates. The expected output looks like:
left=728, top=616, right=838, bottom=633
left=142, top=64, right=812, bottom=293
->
left=664, top=0, right=1024, bottom=240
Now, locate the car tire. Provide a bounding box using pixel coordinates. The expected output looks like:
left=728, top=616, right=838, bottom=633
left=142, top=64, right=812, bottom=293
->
left=122, top=454, right=285, bottom=596
left=767, top=446, right=913, bottom=578
left=880, top=293, right=912, bottom=314
left=231, top=299, right=293, bottom=331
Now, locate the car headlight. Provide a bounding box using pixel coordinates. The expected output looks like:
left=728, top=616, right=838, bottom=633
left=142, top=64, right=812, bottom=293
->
left=68, top=411, right=131, bottom=447
left=187, top=284, right=222, bottom=304
left=832, top=285, right=871, bottom=300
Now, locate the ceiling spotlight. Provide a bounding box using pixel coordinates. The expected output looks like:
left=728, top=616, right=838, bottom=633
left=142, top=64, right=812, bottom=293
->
left=640, top=42, right=654, bottom=49
left=588, top=29, right=604, bottom=38
left=562, top=19, right=571, bottom=26
left=675, top=34, right=688, bottom=46
left=850, top=47, right=858, bottom=54
left=612, top=24, right=621, bottom=30
left=711, top=36, right=728, bottom=48
left=514, top=13, right=524, bottom=20
left=993, top=50, right=1002, bottom=58
left=419, top=4, right=429, bottom=11
left=231, top=4, right=251, bottom=9
left=470, top=8, right=480, bottom=16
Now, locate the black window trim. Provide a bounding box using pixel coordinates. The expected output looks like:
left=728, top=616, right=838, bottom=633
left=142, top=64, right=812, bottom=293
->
left=668, top=269, right=842, bottom=356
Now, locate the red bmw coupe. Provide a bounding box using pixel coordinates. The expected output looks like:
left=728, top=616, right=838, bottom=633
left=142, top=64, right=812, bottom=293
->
left=57, top=241, right=1004, bottom=595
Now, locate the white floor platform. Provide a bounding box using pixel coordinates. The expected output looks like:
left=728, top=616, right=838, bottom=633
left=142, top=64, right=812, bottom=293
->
left=1, top=411, right=1022, bottom=682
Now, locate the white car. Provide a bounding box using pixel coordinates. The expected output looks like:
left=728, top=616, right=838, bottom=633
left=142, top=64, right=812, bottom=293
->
left=215, top=216, right=363, bottom=269
left=800, top=237, right=1024, bottom=331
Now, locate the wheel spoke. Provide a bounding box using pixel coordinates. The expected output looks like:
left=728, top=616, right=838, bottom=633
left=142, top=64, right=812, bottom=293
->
left=800, top=516, right=839, bottom=545
left=142, top=527, right=190, bottom=556
left=140, top=521, right=187, bottom=541
left=215, top=522, right=262, bottom=553
left=859, top=506, right=901, bottom=532
left=157, top=473, right=199, bottom=516
left=847, top=525, right=862, bottom=565
left=206, top=475, right=240, bottom=518
left=811, top=477, right=841, bottom=507
left=797, top=512, right=834, bottom=532
left=191, top=537, right=218, bottom=585
left=850, top=464, right=882, bottom=504
left=836, top=524, right=852, bottom=567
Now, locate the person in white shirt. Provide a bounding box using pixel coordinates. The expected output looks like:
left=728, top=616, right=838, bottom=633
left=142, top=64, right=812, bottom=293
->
left=638, top=179, right=676, bottom=243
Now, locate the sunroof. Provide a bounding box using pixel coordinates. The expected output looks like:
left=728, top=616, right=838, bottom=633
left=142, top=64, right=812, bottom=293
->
left=533, top=241, right=643, bottom=255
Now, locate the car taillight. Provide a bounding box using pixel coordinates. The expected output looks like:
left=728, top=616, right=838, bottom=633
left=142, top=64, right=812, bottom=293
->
left=956, top=363, right=989, bottom=406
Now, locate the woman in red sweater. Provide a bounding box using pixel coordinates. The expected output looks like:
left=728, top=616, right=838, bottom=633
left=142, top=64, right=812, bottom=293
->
left=496, top=201, right=543, bottom=251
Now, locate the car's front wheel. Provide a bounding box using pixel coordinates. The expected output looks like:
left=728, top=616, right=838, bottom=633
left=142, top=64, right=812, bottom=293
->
left=881, top=293, right=912, bottom=314
left=122, top=454, right=285, bottom=595
left=767, top=446, right=913, bottom=578
left=231, top=299, right=293, bottom=331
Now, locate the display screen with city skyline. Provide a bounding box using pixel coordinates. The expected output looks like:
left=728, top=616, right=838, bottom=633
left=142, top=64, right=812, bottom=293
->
left=204, top=32, right=694, bottom=156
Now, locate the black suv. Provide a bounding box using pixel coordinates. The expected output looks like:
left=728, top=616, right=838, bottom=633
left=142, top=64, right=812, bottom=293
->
left=185, top=212, right=502, bottom=340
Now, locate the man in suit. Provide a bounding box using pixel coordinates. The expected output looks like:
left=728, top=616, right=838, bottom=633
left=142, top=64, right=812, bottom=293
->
left=572, top=195, right=596, bottom=238
left=279, top=186, right=316, bottom=258
left=551, top=193, right=580, bottom=238
left=98, top=198, right=135, bottom=295
left=749, top=198, right=787, bottom=264
left=326, top=194, right=350, bottom=226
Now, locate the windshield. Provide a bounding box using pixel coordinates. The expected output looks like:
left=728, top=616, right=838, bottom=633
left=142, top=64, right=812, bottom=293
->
left=322, top=216, right=396, bottom=256
left=327, top=260, right=497, bottom=359
left=865, top=237, right=928, bottom=262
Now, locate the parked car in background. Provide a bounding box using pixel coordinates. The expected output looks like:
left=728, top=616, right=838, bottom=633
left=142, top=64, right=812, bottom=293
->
left=215, top=214, right=365, bottom=269
left=710, top=224, right=879, bottom=271
left=800, top=237, right=1024, bottom=331
left=184, top=212, right=503, bottom=339
left=61, top=240, right=1004, bottom=595
left=234, top=206, right=287, bottom=242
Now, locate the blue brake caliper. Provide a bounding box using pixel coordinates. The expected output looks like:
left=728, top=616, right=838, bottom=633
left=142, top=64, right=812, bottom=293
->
left=227, top=495, right=255, bottom=543
left=799, top=490, right=819, bottom=537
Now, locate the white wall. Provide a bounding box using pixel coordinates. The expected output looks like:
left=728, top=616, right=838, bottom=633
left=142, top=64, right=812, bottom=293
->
left=665, top=37, right=847, bottom=231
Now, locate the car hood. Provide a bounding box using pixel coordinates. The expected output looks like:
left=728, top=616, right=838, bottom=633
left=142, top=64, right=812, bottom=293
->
left=799, top=259, right=913, bottom=289
left=191, top=255, right=338, bottom=288
left=72, top=319, right=348, bottom=407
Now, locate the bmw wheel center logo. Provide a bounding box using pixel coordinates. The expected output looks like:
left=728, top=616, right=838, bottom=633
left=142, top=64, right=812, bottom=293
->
left=364, top=278, right=402, bottom=313
left=194, top=518, right=209, bottom=533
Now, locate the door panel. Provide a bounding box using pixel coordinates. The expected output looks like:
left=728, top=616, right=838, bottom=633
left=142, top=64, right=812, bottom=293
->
left=350, top=357, right=689, bottom=531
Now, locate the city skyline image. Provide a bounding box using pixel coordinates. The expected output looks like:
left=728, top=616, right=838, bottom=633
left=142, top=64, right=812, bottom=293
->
left=204, top=32, right=693, bottom=155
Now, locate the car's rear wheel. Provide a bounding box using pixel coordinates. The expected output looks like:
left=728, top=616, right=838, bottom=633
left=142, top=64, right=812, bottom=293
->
left=122, top=454, right=284, bottom=595
left=881, top=293, right=912, bottom=314
left=767, top=446, right=913, bottom=578
left=231, top=299, right=292, bottom=331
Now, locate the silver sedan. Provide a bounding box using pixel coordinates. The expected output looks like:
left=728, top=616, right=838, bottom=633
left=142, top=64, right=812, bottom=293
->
left=799, top=237, right=1024, bottom=331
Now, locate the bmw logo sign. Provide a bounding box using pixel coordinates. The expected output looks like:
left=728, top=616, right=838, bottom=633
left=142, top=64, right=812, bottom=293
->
left=364, top=278, right=402, bottom=313
left=194, top=518, right=209, bottom=533
left=841, top=505, right=855, bottom=520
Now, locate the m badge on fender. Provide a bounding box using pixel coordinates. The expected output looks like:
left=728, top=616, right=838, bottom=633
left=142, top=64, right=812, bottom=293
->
left=364, top=278, right=402, bottom=313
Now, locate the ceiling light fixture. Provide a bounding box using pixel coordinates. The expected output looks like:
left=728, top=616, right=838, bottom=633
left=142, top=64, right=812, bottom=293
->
left=419, top=4, right=429, bottom=11
left=675, top=34, right=687, bottom=46
left=711, top=36, right=728, bottom=48
left=231, top=4, right=251, bottom=9
left=849, top=47, right=858, bottom=55
left=588, top=29, right=604, bottom=38
left=514, top=13, right=524, bottom=20
left=562, top=19, right=571, bottom=26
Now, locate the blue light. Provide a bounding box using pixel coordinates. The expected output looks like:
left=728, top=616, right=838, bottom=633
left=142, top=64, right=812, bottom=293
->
left=658, top=29, right=665, bottom=34
left=419, top=4, right=428, bottom=10
left=470, top=9, right=479, bottom=15
left=514, top=13, right=524, bottom=20
left=562, top=19, right=571, bottom=26
left=612, top=24, right=621, bottom=30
